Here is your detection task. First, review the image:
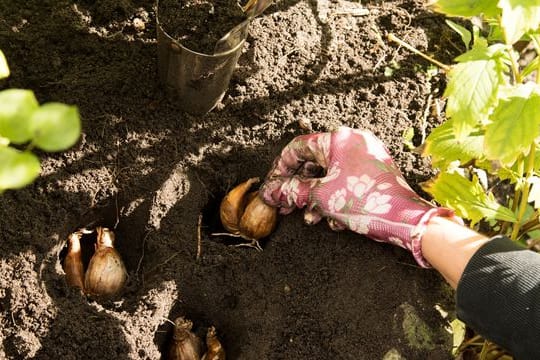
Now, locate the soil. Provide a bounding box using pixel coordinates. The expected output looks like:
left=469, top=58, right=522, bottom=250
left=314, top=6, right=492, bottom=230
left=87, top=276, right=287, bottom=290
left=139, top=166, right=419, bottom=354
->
left=158, top=0, right=247, bottom=54
left=0, top=0, right=464, bottom=359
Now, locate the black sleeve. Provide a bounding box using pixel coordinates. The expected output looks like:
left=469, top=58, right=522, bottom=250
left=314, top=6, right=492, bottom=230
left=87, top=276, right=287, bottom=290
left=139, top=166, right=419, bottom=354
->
left=456, top=235, right=540, bottom=359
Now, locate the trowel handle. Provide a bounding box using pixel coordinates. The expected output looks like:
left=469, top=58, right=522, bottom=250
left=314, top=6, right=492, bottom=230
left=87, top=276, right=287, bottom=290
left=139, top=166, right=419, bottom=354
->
left=242, top=0, right=273, bottom=18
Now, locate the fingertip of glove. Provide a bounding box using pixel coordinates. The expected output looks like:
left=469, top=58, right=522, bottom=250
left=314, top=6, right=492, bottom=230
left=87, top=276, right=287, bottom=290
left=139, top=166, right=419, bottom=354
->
left=303, top=209, right=322, bottom=225
left=327, top=218, right=346, bottom=231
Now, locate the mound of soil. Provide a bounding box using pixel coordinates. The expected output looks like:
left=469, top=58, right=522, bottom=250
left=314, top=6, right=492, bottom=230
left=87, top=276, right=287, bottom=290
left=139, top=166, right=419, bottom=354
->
left=0, top=0, right=462, bottom=358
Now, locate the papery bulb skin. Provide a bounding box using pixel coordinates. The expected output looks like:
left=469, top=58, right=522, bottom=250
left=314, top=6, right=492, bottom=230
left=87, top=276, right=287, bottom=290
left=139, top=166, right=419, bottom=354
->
left=168, top=317, right=203, bottom=360
left=84, top=227, right=127, bottom=297
left=220, top=177, right=259, bottom=234
left=218, top=178, right=279, bottom=250
left=201, top=326, right=225, bottom=360
left=64, top=231, right=85, bottom=291
left=239, top=194, right=278, bottom=240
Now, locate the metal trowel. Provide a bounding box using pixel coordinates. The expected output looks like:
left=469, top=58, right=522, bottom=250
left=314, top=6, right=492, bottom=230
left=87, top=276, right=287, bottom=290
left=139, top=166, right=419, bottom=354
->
left=213, top=0, right=274, bottom=54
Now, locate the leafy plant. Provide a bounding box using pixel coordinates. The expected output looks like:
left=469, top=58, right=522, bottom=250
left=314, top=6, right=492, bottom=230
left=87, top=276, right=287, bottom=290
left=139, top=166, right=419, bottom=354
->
left=421, top=0, right=540, bottom=245
left=386, top=3, right=540, bottom=357
left=0, top=49, right=81, bottom=193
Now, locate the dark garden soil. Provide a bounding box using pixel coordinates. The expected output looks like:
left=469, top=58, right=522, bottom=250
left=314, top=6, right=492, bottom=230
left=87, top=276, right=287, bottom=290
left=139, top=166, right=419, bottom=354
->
left=0, top=0, right=464, bottom=359
left=158, top=0, right=247, bottom=54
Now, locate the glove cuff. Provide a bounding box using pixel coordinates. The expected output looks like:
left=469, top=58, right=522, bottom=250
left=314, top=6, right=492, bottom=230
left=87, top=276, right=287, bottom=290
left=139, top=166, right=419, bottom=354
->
left=411, top=208, right=462, bottom=268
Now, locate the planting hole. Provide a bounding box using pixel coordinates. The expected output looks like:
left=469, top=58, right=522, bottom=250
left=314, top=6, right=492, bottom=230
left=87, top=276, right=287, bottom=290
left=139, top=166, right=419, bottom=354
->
left=58, top=200, right=129, bottom=279
left=201, top=190, right=271, bottom=249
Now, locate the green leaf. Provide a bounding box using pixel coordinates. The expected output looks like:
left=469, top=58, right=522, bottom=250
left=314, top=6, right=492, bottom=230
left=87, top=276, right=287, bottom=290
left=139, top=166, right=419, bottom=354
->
left=445, top=47, right=505, bottom=139
left=444, top=60, right=502, bottom=140
left=430, top=0, right=500, bottom=17
left=499, top=0, right=540, bottom=45
left=472, top=25, right=484, bottom=46
left=446, top=20, right=472, bottom=49
left=423, top=119, right=484, bottom=168
left=484, top=83, right=540, bottom=166
left=450, top=319, right=467, bottom=356
left=521, top=54, right=540, bottom=79
left=402, top=127, right=415, bottom=150
left=29, top=103, right=81, bottom=152
left=0, top=89, right=39, bottom=144
left=0, top=50, right=9, bottom=79
left=454, top=43, right=506, bottom=61
left=422, top=171, right=516, bottom=224
left=496, top=165, right=520, bottom=183
left=528, top=176, right=540, bottom=209
left=495, top=147, right=540, bottom=183
left=534, top=149, right=540, bottom=172
left=0, top=147, right=40, bottom=190
left=487, top=24, right=505, bottom=43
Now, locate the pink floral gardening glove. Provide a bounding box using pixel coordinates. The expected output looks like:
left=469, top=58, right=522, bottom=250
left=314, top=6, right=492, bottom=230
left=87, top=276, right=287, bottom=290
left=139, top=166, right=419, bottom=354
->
left=261, top=127, right=457, bottom=267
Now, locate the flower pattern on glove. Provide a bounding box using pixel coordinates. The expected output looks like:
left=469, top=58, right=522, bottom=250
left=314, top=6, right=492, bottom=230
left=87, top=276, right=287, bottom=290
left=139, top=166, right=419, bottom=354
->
left=347, top=215, right=370, bottom=234
left=347, top=175, right=375, bottom=198
left=328, top=188, right=347, bottom=212
left=364, top=192, right=392, bottom=215
left=283, top=177, right=301, bottom=206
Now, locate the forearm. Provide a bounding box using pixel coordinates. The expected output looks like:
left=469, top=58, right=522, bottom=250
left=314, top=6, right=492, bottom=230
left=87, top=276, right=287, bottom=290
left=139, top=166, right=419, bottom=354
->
left=421, top=216, right=489, bottom=289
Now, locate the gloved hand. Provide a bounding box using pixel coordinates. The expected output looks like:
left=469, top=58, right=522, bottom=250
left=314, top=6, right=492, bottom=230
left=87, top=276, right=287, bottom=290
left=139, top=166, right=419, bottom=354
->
left=261, top=127, right=457, bottom=267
